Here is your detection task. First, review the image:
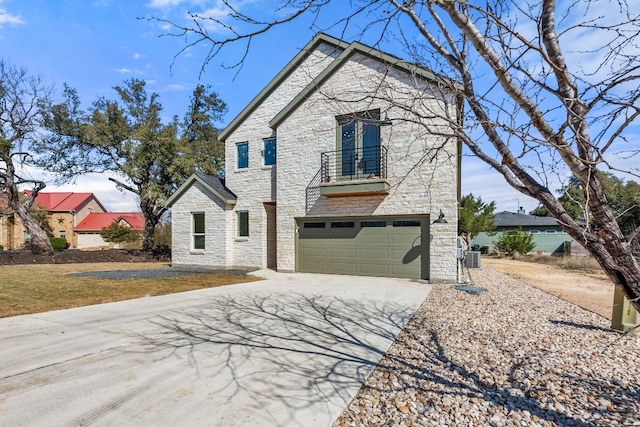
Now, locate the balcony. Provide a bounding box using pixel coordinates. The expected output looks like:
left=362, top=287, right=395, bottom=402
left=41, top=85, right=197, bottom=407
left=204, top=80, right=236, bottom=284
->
left=319, top=146, right=389, bottom=197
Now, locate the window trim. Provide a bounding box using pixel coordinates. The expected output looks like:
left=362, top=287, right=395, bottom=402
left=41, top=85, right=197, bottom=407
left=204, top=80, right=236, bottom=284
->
left=237, top=211, right=249, bottom=237
left=192, top=212, right=205, bottom=250
left=237, top=142, right=249, bottom=169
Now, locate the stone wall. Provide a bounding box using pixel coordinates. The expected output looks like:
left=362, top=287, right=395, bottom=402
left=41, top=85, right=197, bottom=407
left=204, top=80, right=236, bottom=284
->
left=224, top=41, right=343, bottom=269
left=171, top=181, right=231, bottom=268
left=275, top=52, right=459, bottom=281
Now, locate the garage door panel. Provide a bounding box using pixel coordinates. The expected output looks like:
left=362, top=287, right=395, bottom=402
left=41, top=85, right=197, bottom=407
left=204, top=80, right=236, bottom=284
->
left=300, top=260, right=329, bottom=272
left=390, top=234, right=420, bottom=245
left=390, top=264, right=421, bottom=276
left=358, top=248, right=390, bottom=260
left=359, top=234, right=389, bottom=244
left=301, top=247, right=329, bottom=257
left=329, top=247, right=357, bottom=258
left=356, top=263, right=390, bottom=275
left=329, top=262, right=358, bottom=274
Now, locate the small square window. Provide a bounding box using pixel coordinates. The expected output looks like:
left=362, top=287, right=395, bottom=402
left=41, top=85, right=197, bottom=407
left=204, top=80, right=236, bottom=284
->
left=237, top=142, right=249, bottom=169
left=264, top=138, right=276, bottom=166
left=193, top=213, right=205, bottom=250
left=238, top=211, right=249, bottom=237
left=59, top=230, right=66, bottom=238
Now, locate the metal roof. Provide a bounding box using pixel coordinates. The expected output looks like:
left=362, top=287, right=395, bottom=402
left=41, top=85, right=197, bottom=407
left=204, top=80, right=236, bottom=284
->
left=27, top=191, right=106, bottom=212
left=74, top=212, right=145, bottom=231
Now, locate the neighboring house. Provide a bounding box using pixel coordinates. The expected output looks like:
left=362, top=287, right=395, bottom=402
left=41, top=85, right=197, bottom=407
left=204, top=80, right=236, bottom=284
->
left=0, top=191, right=107, bottom=250
left=473, top=208, right=569, bottom=255
left=74, top=212, right=145, bottom=249
left=167, top=33, right=460, bottom=281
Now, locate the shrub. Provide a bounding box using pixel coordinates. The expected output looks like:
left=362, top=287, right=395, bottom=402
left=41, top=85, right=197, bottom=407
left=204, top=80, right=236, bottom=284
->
left=100, top=220, right=140, bottom=245
left=49, top=237, right=68, bottom=250
left=495, top=229, right=536, bottom=256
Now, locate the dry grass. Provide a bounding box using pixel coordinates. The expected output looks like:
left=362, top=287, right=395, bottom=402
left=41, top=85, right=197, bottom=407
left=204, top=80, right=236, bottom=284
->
left=0, top=262, right=261, bottom=318
left=508, top=253, right=603, bottom=274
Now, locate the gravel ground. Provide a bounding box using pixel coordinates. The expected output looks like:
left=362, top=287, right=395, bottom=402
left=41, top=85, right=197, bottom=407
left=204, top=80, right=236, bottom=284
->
left=334, top=265, right=640, bottom=427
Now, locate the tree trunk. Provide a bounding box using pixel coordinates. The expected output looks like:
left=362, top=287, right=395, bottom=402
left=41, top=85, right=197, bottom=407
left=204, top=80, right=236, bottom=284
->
left=142, top=217, right=157, bottom=252
left=139, top=198, right=160, bottom=252
left=10, top=201, right=53, bottom=255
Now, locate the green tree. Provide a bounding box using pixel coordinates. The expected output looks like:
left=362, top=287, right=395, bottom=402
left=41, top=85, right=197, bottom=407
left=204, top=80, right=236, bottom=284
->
left=531, top=173, right=640, bottom=240
left=495, top=229, right=536, bottom=257
left=149, top=0, right=640, bottom=311
left=39, top=79, right=226, bottom=251
left=100, top=219, right=140, bottom=245
left=0, top=60, right=54, bottom=255
left=459, top=194, right=496, bottom=249
left=182, top=84, right=227, bottom=176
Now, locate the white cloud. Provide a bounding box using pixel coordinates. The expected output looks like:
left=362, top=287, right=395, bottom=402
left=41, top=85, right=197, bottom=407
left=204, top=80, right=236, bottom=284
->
left=133, top=52, right=143, bottom=60
left=147, top=0, right=192, bottom=8
left=114, top=67, right=145, bottom=74
left=0, top=6, right=24, bottom=27
left=164, top=83, right=186, bottom=91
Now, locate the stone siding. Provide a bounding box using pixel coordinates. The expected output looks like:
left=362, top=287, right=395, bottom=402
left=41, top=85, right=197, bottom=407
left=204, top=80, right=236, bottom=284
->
left=224, top=42, right=343, bottom=269
left=275, top=52, right=458, bottom=281
left=171, top=182, right=231, bottom=268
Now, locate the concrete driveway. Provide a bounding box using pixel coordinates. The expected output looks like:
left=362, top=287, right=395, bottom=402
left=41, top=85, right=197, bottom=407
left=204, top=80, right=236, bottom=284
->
left=0, top=270, right=431, bottom=427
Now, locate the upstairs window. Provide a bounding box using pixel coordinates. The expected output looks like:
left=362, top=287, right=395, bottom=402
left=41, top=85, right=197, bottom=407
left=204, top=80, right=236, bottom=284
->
left=192, top=213, right=205, bottom=250
left=237, top=142, right=249, bottom=169
left=264, top=137, right=276, bottom=166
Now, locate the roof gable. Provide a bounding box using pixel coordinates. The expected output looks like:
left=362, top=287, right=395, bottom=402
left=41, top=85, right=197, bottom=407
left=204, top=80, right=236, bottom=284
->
left=27, top=191, right=105, bottom=212
left=218, top=33, right=349, bottom=141
left=269, top=39, right=461, bottom=129
left=165, top=174, right=237, bottom=207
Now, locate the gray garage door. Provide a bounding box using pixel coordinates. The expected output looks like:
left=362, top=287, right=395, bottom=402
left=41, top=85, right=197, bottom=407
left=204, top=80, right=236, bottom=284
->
left=296, top=216, right=429, bottom=279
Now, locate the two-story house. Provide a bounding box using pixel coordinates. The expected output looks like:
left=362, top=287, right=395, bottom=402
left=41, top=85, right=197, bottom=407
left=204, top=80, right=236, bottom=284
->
left=167, top=33, right=460, bottom=282
left=0, top=191, right=107, bottom=250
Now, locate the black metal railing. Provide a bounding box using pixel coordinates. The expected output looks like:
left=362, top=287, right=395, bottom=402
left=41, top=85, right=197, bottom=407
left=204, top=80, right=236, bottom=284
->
left=320, top=146, right=387, bottom=183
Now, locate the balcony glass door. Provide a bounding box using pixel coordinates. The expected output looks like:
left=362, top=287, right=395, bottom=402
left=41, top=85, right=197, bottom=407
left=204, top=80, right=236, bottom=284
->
left=338, top=111, right=381, bottom=179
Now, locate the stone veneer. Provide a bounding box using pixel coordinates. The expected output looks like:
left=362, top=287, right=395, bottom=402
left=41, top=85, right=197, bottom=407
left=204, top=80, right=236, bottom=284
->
left=171, top=181, right=233, bottom=268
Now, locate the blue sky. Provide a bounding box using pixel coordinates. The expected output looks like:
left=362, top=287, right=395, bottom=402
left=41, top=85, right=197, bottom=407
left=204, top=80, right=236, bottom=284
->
left=1, top=0, right=551, bottom=213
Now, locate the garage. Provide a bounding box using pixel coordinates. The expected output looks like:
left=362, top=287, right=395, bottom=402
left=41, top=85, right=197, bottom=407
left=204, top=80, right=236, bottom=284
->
left=296, top=216, right=429, bottom=279
left=77, top=233, right=108, bottom=249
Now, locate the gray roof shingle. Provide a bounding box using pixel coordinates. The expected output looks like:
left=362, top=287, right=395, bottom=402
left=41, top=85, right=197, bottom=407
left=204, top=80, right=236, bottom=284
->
left=494, top=211, right=559, bottom=227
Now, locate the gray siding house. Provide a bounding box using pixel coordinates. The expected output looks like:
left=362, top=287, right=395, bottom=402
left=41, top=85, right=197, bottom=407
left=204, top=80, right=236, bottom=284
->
left=474, top=209, right=568, bottom=254
left=167, top=33, right=461, bottom=282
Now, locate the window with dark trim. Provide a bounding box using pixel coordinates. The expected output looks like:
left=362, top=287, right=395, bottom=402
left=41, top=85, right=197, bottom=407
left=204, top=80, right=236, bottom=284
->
left=337, top=110, right=381, bottom=177
left=331, top=221, right=355, bottom=228
left=303, top=222, right=326, bottom=228
left=237, top=142, right=249, bottom=169
left=361, top=221, right=387, bottom=227
left=193, top=213, right=205, bottom=249
left=392, top=220, right=421, bottom=227
left=238, top=211, right=249, bottom=237
left=264, top=138, right=276, bottom=166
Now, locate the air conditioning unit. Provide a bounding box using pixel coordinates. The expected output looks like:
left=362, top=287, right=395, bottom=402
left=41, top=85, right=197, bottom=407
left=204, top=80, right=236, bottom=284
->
left=465, top=251, right=481, bottom=269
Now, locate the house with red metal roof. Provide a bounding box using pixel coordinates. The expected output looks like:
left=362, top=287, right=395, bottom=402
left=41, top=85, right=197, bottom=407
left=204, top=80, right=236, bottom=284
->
left=1, top=191, right=143, bottom=250
left=74, top=212, right=144, bottom=249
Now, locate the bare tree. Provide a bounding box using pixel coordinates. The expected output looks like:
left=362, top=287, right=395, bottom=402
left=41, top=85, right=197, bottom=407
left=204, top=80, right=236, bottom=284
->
left=0, top=60, right=53, bottom=255
left=148, top=0, right=640, bottom=311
